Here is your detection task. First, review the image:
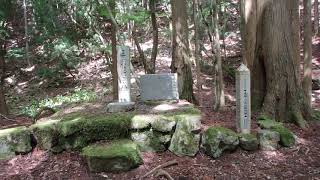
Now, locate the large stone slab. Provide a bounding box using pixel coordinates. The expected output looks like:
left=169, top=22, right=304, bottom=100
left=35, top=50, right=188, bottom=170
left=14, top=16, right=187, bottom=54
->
left=82, top=140, right=143, bottom=172
left=139, top=73, right=179, bottom=101
left=106, top=102, right=135, bottom=113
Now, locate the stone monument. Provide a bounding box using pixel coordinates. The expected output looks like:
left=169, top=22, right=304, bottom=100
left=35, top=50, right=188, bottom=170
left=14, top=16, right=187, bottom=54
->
left=139, top=73, right=179, bottom=101
left=236, top=64, right=251, bottom=133
left=107, top=46, right=135, bottom=112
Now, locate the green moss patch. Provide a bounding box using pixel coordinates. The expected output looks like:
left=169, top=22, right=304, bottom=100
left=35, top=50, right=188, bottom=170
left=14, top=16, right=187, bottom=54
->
left=257, top=116, right=283, bottom=129
left=82, top=140, right=143, bottom=172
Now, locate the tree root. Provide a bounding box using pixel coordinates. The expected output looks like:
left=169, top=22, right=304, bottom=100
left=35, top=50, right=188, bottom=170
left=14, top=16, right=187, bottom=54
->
left=155, top=169, right=174, bottom=180
left=140, top=159, right=178, bottom=180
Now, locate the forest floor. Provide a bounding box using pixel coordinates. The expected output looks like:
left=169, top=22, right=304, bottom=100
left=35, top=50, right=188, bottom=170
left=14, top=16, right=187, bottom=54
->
left=1, top=36, right=320, bottom=179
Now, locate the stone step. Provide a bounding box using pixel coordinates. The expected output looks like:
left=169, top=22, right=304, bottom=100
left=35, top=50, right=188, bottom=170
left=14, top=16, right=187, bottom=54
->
left=81, top=140, right=143, bottom=173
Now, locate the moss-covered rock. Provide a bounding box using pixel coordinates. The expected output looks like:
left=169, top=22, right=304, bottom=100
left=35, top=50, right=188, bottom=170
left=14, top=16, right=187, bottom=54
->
left=0, top=126, right=32, bottom=159
left=239, top=133, right=259, bottom=151
left=257, top=116, right=283, bottom=129
left=82, top=140, right=143, bottom=172
left=169, top=115, right=201, bottom=157
left=130, top=130, right=169, bottom=152
left=202, top=127, right=239, bottom=158
left=257, top=116, right=295, bottom=147
left=130, top=115, right=153, bottom=129
left=271, top=126, right=295, bottom=147
left=258, top=130, right=280, bottom=151
left=151, top=116, right=176, bottom=132
left=30, top=120, right=60, bottom=152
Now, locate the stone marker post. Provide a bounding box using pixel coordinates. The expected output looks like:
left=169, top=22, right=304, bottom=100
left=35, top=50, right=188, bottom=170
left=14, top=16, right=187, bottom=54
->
left=236, top=64, right=251, bottom=133
left=106, top=46, right=135, bottom=112
left=117, top=46, right=131, bottom=102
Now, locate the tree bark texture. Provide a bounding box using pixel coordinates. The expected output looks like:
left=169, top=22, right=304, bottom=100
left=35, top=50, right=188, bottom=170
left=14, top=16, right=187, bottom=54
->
left=315, top=0, right=319, bottom=35
left=0, top=45, right=8, bottom=115
left=212, top=0, right=225, bottom=110
left=241, top=0, right=311, bottom=127
left=171, top=0, right=195, bottom=102
left=302, top=0, right=312, bottom=107
left=110, top=0, right=118, bottom=101
left=149, top=0, right=158, bottom=74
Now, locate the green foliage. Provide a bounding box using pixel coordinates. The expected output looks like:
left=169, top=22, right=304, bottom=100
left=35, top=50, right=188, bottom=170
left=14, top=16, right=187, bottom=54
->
left=21, top=88, right=97, bottom=117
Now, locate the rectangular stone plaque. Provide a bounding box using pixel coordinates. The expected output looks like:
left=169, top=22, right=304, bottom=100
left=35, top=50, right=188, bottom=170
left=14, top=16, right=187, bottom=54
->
left=139, top=73, right=179, bottom=101
left=117, top=46, right=131, bottom=102
left=236, top=64, right=251, bottom=133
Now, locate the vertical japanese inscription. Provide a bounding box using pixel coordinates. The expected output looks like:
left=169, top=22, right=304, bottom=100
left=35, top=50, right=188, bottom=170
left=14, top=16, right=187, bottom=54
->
left=117, top=46, right=131, bottom=102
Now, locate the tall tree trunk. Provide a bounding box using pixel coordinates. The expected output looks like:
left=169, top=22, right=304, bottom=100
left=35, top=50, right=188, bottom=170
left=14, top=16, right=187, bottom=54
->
left=171, top=0, right=195, bottom=102
left=193, top=0, right=202, bottom=104
left=315, top=0, right=319, bottom=36
left=149, top=0, right=158, bottom=74
left=303, top=0, right=312, bottom=107
left=23, top=0, right=30, bottom=66
left=242, top=0, right=311, bottom=128
left=110, top=0, right=118, bottom=101
left=213, top=0, right=225, bottom=110
left=0, top=45, right=8, bottom=115
left=132, top=26, right=147, bottom=72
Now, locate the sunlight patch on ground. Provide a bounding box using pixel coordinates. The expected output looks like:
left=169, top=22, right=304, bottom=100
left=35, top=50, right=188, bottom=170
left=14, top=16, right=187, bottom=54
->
left=261, top=151, right=286, bottom=162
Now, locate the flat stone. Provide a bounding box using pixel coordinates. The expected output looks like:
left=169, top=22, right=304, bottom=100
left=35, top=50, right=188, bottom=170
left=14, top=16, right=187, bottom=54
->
left=82, top=140, right=143, bottom=173
left=201, top=127, right=239, bottom=158
left=258, top=130, right=280, bottom=151
left=139, top=73, right=179, bottom=101
left=0, top=126, right=32, bottom=159
left=106, top=102, right=135, bottom=113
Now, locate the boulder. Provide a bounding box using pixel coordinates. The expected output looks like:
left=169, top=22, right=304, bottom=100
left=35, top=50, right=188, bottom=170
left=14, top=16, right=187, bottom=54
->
left=202, top=127, right=239, bottom=158
left=131, top=130, right=170, bottom=152
left=239, top=133, right=259, bottom=151
left=169, top=115, right=201, bottom=156
left=82, top=140, right=143, bottom=172
left=0, top=126, right=32, bottom=159
left=257, top=116, right=283, bottom=129
left=258, top=130, right=280, bottom=151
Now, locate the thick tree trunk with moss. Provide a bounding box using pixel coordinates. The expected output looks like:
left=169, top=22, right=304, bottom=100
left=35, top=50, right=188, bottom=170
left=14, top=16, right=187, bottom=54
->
left=303, top=0, right=312, bottom=107
left=171, top=0, right=195, bottom=102
left=242, top=0, right=311, bottom=128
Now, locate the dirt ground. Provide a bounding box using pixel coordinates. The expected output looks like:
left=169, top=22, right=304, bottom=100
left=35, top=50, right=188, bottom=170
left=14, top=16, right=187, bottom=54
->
left=1, top=37, right=320, bottom=180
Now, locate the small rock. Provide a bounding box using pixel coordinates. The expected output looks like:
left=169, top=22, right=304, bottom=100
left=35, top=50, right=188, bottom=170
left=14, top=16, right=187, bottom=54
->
left=239, top=133, right=259, bottom=151
left=258, top=130, right=280, bottom=151
left=201, top=127, right=239, bottom=158
left=106, top=102, right=135, bottom=113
